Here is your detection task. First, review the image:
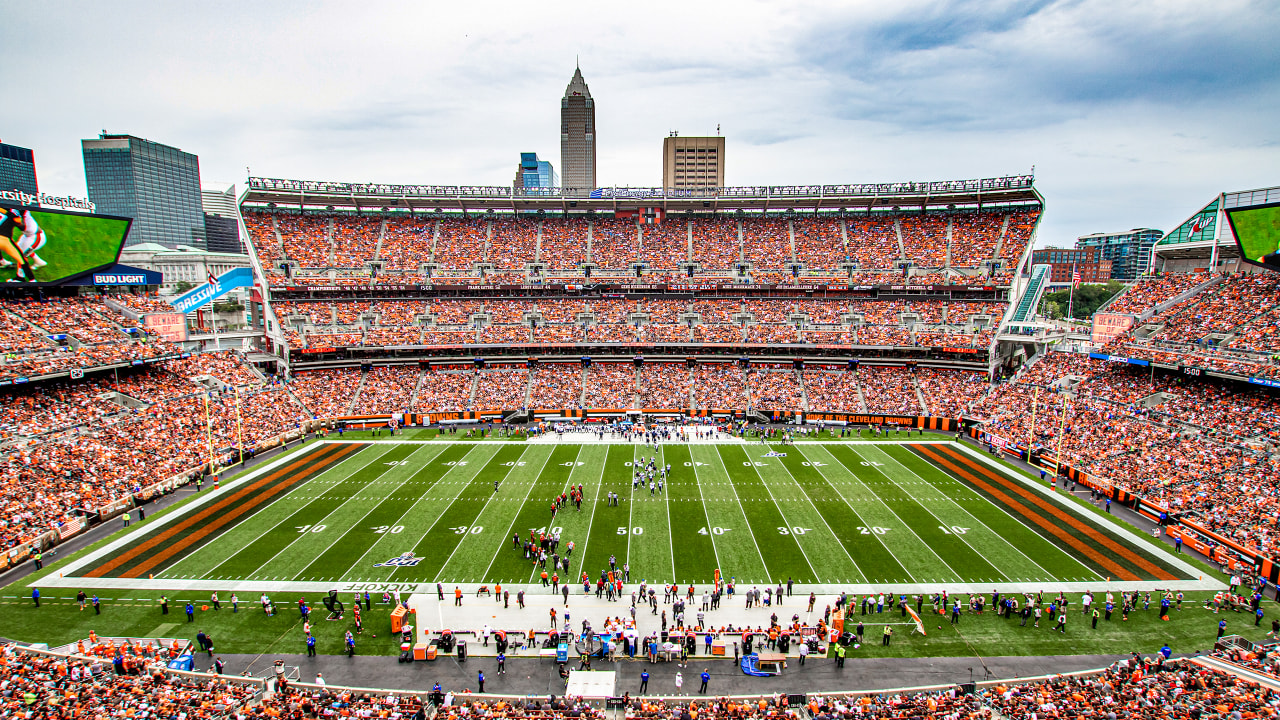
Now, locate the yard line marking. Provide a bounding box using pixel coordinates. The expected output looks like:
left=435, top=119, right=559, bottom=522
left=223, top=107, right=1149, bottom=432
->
left=463, top=443, right=561, bottom=584
left=336, top=443, right=482, bottom=580
left=434, top=446, right=551, bottom=583
left=90, top=442, right=363, bottom=579
left=655, top=446, right=677, bottom=583
left=825, top=444, right=965, bottom=582
left=799, top=445, right=919, bottom=584
left=853, top=444, right=1012, bottom=582
left=732, top=445, right=820, bottom=582
left=383, top=444, right=507, bottom=581
left=571, top=445, right=610, bottom=582
left=237, top=444, right=401, bottom=580
left=886, top=444, right=1070, bottom=582
left=159, top=444, right=380, bottom=580
left=694, top=445, right=768, bottom=582
left=685, top=447, right=724, bottom=578
left=773, top=447, right=865, bottom=583
left=287, top=444, right=449, bottom=581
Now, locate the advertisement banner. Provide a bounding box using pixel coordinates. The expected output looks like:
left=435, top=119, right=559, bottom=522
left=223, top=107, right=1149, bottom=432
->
left=143, top=312, right=189, bottom=342
left=1090, top=313, right=1135, bottom=345
left=169, top=267, right=255, bottom=313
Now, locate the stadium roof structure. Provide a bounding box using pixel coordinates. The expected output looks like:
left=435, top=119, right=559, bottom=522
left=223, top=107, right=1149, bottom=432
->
left=241, top=173, right=1042, bottom=214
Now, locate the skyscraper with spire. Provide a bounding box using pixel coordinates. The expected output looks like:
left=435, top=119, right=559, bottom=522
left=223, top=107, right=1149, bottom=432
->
left=560, top=64, right=596, bottom=190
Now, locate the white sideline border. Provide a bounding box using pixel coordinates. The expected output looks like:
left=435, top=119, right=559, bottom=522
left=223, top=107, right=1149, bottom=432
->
left=34, top=440, right=1225, bottom=595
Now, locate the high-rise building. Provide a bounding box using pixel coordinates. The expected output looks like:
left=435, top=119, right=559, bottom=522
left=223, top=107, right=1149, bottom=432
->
left=1030, top=246, right=1111, bottom=286
left=1076, top=228, right=1164, bottom=280
left=560, top=66, right=596, bottom=190
left=663, top=134, right=725, bottom=192
left=0, top=142, right=38, bottom=195
left=82, top=133, right=205, bottom=249
left=514, top=152, right=559, bottom=190
left=201, top=182, right=245, bottom=254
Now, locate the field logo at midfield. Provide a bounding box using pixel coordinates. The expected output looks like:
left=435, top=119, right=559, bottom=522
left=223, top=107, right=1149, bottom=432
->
left=764, top=451, right=787, bottom=458
left=373, top=552, right=423, bottom=568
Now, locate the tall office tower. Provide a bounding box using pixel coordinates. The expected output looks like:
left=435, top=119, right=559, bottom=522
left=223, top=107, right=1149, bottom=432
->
left=0, top=142, right=38, bottom=195
left=82, top=133, right=205, bottom=248
left=662, top=134, right=725, bottom=192
left=560, top=66, right=596, bottom=190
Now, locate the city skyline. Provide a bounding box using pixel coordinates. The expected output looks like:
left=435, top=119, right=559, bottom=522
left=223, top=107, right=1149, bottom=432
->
left=2, top=1, right=1277, bottom=248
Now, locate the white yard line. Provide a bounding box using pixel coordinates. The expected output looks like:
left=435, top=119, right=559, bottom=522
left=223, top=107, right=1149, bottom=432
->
left=241, top=446, right=403, bottom=580
left=160, top=444, right=384, bottom=580
left=462, top=444, right=561, bottom=583
left=50, top=442, right=338, bottom=579
left=817, top=444, right=965, bottom=583
left=799, top=445, right=920, bottom=584
left=875, top=444, right=1071, bottom=583
left=336, top=444, right=489, bottom=581
left=951, top=442, right=1208, bottom=580
left=287, top=444, right=448, bottom=581
left=770, top=447, right=865, bottom=584
left=731, top=445, right=820, bottom=583
left=568, top=445, right=611, bottom=581
left=656, top=445, right=677, bottom=582
left=433, top=446, right=550, bottom=583
left=380, top=445, right=507, bottom=581
left=850, top=444, right=1014, bottom=584
left=699, top=445, right=769, bottom=582
left=683, top=447, right=724, bottom=580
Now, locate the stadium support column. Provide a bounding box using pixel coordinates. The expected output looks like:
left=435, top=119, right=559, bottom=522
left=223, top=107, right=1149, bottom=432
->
left=203, top=392, right=217, bottom=476
left=1025, top=387, right=1039, bottom=463
left=234, top=386, right=245, bottom=465
left=1053, top=394, right=1069, bottom=475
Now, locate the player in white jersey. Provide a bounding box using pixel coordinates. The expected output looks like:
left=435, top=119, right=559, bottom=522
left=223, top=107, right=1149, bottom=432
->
left=0, top=209, right=47, bottom=269
left=0, top=209, right=41, bottom=281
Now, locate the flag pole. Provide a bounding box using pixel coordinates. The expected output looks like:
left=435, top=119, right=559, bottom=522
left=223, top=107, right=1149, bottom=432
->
left=1067, top=264, right=1077, bottom=320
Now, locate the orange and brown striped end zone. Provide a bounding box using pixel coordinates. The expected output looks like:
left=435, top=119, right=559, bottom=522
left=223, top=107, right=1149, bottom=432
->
left=84, top=442, right=366, bottom=579
left=915, top=444, right=1180, bottom=582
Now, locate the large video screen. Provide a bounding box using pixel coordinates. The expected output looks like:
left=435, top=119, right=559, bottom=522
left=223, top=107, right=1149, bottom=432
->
left=0, top=202, right=130, bottom=285
left=1229, top=203, right=1280, bottom=271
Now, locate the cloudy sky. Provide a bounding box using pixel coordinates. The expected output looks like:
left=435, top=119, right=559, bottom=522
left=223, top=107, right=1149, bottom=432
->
left=6, top=0, right=1278, bottom=246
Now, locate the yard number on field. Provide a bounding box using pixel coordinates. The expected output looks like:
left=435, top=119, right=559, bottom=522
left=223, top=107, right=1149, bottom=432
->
left=384, top=460, right=411, bottom=466
left=617, top=526, right=644, bottom=535
left=857, top=526, right=890, bottom=535
left=778, top=527, right=812, bottom=535
left=698, top=526, right=731, bottom=535
left=451, top=525, right=484, bottom=534
left=296, top=525, right=326, bottom=533
left=938, top=526, right=969, bottom=534
left=371, top=525, right=404, bottom=534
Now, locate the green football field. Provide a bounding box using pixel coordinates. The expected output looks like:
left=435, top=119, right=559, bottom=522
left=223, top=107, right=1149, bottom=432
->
left=61, top=439, right=1198, bottom=593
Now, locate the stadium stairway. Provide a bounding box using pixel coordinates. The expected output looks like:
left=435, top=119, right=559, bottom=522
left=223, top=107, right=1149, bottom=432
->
left=992, top=215, right=1011, bottom=260
left=854, top=373, right=869, bottom=412
left=468, top=373, right=479, bottom=408
left=409, top=367, right=426, bottom=409
left=347, top=371, right=368, bottom=414
left=1009, top=264, right=1051, bottom=323
left=911, top=372, right=928, bottom=413
left=893, top=219, right=907, bottom=262
left=795, top=368, right=810, bottom=412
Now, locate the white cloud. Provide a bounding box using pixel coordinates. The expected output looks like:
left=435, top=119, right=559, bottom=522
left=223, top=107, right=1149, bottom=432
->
left=3, top=0, right=1276, bottom=247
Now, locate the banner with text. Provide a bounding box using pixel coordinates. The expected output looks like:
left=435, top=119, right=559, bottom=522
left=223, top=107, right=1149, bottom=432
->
left=169, top=267, right=254, bottom=313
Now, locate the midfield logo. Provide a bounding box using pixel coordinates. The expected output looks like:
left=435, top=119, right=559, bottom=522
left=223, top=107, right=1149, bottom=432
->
left=373, top=552, right=423, bottom=568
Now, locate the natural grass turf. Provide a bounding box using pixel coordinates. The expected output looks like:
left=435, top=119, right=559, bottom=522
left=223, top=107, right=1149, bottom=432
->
left=0, top=589, right=1271, bottom=660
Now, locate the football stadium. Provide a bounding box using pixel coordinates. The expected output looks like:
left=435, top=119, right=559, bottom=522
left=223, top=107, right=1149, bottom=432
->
left=3, top=11, right=1280, bottom=717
